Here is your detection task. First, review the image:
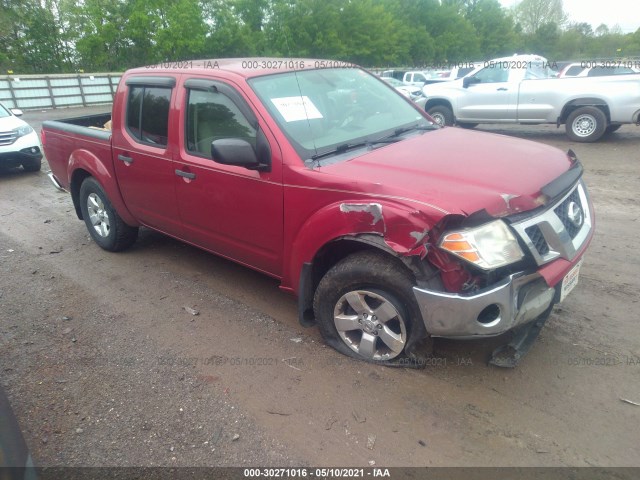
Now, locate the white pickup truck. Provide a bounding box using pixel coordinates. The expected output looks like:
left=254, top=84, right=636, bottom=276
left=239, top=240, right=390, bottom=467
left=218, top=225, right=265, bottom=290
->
left=422, top=54, right=640, bottom=142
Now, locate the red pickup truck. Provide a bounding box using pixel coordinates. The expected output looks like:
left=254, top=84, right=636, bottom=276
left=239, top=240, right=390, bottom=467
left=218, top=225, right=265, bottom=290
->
left=42, top=59, right=594, bottom=367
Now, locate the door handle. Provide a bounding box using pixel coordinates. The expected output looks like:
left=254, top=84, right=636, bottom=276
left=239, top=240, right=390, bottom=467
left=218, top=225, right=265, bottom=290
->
left=497, top=87, right=508, bottom=91
left=175, top=169, right=196, bottom=180
left=118, top=154, right=134, bottom=164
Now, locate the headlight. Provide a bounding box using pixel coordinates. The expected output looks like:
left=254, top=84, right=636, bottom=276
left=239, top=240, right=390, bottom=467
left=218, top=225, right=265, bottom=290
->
left=14, top=125, right=33, bottom=138
left=439, top=220, right=524, bottom=270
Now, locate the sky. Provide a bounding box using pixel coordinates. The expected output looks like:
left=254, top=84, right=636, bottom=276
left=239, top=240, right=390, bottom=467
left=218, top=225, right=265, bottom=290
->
left=499, top=0, right=640, bottom=34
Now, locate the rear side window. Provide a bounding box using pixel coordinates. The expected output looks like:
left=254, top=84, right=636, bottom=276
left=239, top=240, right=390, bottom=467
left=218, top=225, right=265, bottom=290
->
left=126, top=86, right=171, bottom=147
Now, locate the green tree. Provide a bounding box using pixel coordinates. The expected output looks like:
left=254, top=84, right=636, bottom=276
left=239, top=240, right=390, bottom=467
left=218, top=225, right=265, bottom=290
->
left=513, top=0, right=567, bottom=35
left=0, top=0, right=71, bottom=73
left=464, top=0, right=518, bottom=58
left=425, top=3, right=480, bottom=63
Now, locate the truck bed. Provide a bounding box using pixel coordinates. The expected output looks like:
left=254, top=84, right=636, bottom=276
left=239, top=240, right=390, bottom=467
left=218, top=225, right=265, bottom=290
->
left=42, top=112, right=114, bottom=191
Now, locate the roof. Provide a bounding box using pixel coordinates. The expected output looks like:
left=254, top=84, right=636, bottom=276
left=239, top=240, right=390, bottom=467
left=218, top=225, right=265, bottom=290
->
left=127, top=58, right=359, bottom=79
left=488, top=54, right=549, bottom=64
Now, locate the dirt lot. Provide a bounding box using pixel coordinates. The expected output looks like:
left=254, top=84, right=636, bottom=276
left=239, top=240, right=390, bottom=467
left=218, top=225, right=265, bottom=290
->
left=1, top=106, right=639, bottom=471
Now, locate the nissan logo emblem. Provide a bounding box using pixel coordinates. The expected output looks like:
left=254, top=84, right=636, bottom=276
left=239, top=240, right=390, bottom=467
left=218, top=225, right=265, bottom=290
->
left=567, top=201, right=584, bottom=228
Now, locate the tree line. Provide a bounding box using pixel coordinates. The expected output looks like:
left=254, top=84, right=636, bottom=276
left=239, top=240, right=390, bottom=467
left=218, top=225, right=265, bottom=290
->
left=2, top=0, right=640, bottom=74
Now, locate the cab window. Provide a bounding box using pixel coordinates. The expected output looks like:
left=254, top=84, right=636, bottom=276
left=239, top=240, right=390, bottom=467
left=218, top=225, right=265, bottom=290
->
left=185, top=88, right=256, bottom=158
left=126, top=86, right=171, bottom=147
left=474, top=65, right=509, bottom=83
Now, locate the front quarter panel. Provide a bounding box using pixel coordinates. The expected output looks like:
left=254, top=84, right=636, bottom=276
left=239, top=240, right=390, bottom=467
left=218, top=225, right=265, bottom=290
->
left=283, top=191, right=441, bottom=293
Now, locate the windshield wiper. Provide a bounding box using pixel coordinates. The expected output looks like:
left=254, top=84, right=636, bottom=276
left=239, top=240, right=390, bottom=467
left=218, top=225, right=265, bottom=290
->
left=372, top=123, right=442, bottom=143
left=309, top=124, right=438, bottom=162
left=310, top=139, right=398, bottom=161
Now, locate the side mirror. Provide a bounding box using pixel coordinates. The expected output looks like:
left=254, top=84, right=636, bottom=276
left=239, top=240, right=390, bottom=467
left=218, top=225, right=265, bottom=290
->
left=463, top=77, right=480, bottom=88
left=11, top=108, right=23, bottom=116
left=211, top=138, right=270, bottom=172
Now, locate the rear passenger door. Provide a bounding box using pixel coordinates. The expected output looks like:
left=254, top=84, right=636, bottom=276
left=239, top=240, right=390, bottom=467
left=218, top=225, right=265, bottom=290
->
left=173, top=78, right=284, bottom=276
left=112, top=76, right=182, bottom=236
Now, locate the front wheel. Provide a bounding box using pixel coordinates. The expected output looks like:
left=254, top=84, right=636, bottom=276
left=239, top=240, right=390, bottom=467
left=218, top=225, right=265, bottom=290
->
left=566, top=106, right=607, bottom=142
left=79, top=177, right=138, bottom=252
left=426, top=105, right=454, bottom=126
left=313, top=251, right=421, bottom=363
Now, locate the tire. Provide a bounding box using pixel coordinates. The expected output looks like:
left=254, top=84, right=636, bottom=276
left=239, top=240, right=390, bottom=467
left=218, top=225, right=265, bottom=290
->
left=457, top=122, right=478, bottom=129
left=313, top=251, right=422, bottom=363
left=565, top=106, right=607, bottom=142
left=22, top=158, right=41, bottom=172
left=79, top=177, right=138, bottom=252
left=426, top=105, right=454, bottom=126
left=605, top=124, right=622, bottom=134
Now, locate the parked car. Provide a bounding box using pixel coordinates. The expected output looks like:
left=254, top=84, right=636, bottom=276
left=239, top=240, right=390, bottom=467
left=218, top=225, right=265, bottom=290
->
left=423, top=54, right=640, bottom=141
left=559, top=62, right=639, bottom=78
left=436, top=63, right=483, bottom=80
left=401, top=70, right=447, bottom=87
left=577, top=65, right=639, bottom=77
left=380, top=69, right=407, bottom=81
left=380, top=77, right=426, bottom=107
left=0, top=103, right=42, bottom=172
left=42, top=58, right=594, bottom=367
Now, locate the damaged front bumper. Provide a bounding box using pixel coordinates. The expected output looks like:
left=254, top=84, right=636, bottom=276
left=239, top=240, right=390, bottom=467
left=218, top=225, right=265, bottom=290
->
left=413, top=270, right=557, bottom=339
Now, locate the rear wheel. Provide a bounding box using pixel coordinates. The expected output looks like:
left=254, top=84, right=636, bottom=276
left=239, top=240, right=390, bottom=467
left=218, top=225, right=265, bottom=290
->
left=426, top=105, right=454, bottom=126
left=79, top=177, right=138, bottom=252
left=566, top=106, right=607, bottom=142
left=313, top=251, right=421, bottom=362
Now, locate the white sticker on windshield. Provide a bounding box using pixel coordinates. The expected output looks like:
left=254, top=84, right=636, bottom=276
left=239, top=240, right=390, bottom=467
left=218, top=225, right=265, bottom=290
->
left=271, top=96, right=323, bottom=122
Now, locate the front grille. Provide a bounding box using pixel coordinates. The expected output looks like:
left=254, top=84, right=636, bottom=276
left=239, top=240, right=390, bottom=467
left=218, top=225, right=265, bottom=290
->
left=0, top=131, right=18, bottom=146
left=524, top=225, right=550, bottom=256
left=554, top=188, right=582, bottom=239
left=511, top=181, right=592, bottom=266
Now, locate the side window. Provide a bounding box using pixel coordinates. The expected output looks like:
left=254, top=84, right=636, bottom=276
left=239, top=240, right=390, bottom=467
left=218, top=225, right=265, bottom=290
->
left=474, top=66, right=509, bottom=83
left=185, top=88, right=257, bottom=158
left=126, top=86, right=171, bottom=147
left=565, top=66, right=583, bottom=76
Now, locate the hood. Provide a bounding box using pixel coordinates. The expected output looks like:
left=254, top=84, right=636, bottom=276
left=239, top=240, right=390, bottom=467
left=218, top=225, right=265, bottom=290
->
left=0, top=114, right=27, bottom=131
left=422, top=78, right=464, bottom=96
left=321, top=127, right=573, bottom=217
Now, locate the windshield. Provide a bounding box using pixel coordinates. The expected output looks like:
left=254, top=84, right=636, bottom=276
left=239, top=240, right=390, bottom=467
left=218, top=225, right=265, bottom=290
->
left=0, top=104, right=10, bottom=118
left=248, top=68, right=433, bottom=162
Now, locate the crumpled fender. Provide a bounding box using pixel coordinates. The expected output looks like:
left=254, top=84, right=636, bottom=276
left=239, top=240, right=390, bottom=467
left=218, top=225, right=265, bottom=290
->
left=68, top=149, right=138, bottom=226
left=285, top=199, right=442, bottom=292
